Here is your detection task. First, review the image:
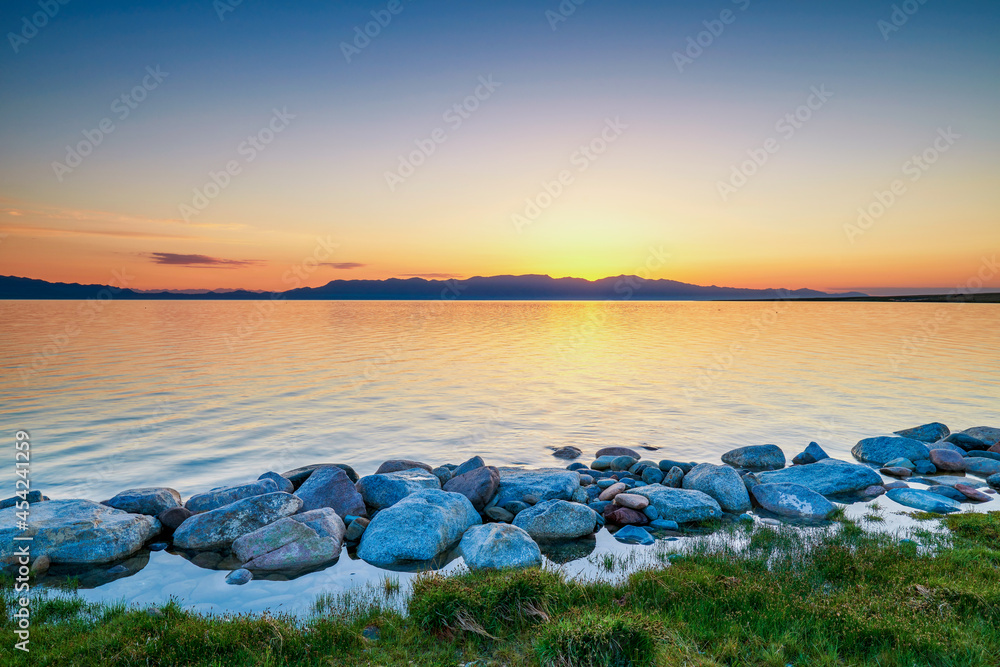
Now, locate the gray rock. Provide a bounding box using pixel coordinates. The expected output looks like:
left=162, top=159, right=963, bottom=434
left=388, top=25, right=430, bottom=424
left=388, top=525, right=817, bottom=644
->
left=682, top=464, right=751, bottom=512
left=910, top=475, right=986, bottom=488
left=928, top=440, right=968, bottom=455
left=609, top=456, right=638, bottom=472
left=648, top=519, right=679, bottom=531
left=552, top=446, right=582, bottom=460
left=0, top=490, right=45, bottom=510
left=258, top=472, right=294, bottom=494
left=662, top=466, right=684, bottom=488
left=721, top=445, right=786, bottom=471
left=641, top=466, right=664, bottom=484
left=493, top=468, right=581, bottom=507
left=185, top=479, right=278, bottom=514
left=863, top=485, right=886, bottom=497
left=157, top=506, right=192, bottom=532
left=344, top=516, right=369, bottom=541
left=512, top=499, right=598, bottom=541
left=792, top=441, right=829, bottom=466
left=630, top=485, right=722, bottom=524
left=173, top=492, right=303, bottom=551
left=485, top=506, right=514, bottom=523
left=282, top=464, right=359, bottom=488
left=883, top=458, right=916, bottom=471
left=356, top=490, right=481, bottom=566
left=106, top=487, right=181, bottom=516
left=443, top=466, right=500, bottom=512
left=355, top=468, right=441, bottom=510
left=963, top=457, right=1000, bottom=477
left=886, top=488, right=960, bottom=514
left=226, top=568, right=253, bottom=585
left=944, top=433, right=991, bottom=451
left=960, top=426, right=1000, bottom=447
left=233, top=508, right=345, bottom=571
left=459, top=523, right=542, bottom=570
left=929, top=449, right=966, bottom=472
left=613, top=525, right=654, bottom=545
left=590, top=456, right=617, bottom=471
left=756, top=458, right=882, bottom=496
left=453, top=456, right=485, bottom=478
left=967, top=451, right=1000, bottom=462
left=375, top=460, right=433, bottom=474
left=501, top=500, right=530, bottom=516
left=658, top=460, right=695, bottom=474
left=893, top=422, right=950, bottom=443
left=0, top=500, right=159, bottom=565
left=913, top=460, right=936, bottom=475
left=985, top=474, right=1000, bottom=491
left=927, top=486, right=966, bottom=502
left=295, top=466, right=367, bottom=518
left=431, top=466, right=453, bottom=486
left=595, top=446, right=641, bottom=459
left=750, top=483, right=837, bottom=521
left=852, top=437, right=930, bottom=466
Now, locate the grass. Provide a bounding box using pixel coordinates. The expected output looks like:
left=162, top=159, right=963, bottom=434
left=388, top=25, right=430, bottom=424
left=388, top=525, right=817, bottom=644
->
left=2, top=512, right=999, bottom=666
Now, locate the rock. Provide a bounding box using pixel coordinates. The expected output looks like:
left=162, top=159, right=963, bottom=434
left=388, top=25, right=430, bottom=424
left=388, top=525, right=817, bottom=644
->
left=598, top=482, right=627, bottom=501
left=233, top=508, right=345, bottom=571
left=595, top=446, right=641, bottom=459
left=355, top=468, right=441, bottom=510
left=945, top=433, right=991, bottom=451
left=863, top=485, right=886, bottom=497
left=0, top=500, right=159, bottom=565
left=494, top=468, right=581, bottom=507
left=459, top=524, right=542, bottom=570
left=913, top=460, right=936, bottom=475
left=927, top=486, right=967, bottom=502
left=649, top=519, right=679, bottom=531
left=148, top=542, right=168, bottom=551
left=929, top=449, right=966, bottom=472
left=852, top=437, right=930, bottom=466
left=344, top=517, right=369, bottom=541
left=992, top=445, right=1000, bottom=454
left=552, top=446, right=582, bottom=460
left=226, top=568, right=253, bottom=585
left=750, top=483, right=837, bottom=521
left=988, top=474, right=1000, bottom=490
left=614, top=525, right=654, bottom=545
left=641, top=467, right=664, bottom=484
left=173, top=492, right=303, bottom=551
left=893, top=422, right=950, bottom=443
left=357, top=490, right=481, bottom=566
left=579, top=474, right=594, bottom=486
left=282, top=464, right=359, bottom=488
left=642, top=504, right=659, bottom=520
left=431, top=466, right=453, bottom=486
left=911, top=475, right=986, bottom=488
left=443, top=466, right=500, bottom=512
left=963, top=458, right=1000, bottom=477
left=607, top=456, right=637, bottom=472
left=0, top=490, right=44, bottom=510
left=886, top=488, right=960, bottom=514
left=682, top=464, right=751, bottom=512
left=590, top=456, right=616, bottom=471
left=295, top=466, right=367, bottom=518
left=756, top=458, right=882, bottom=496
left=961, top=426, right=1000, bottom=447
left=661, top=466, right=684, bottom=488
left=567, top=462, right=588, bottom=471
left=512, top=500, right=598, bottom=541
left=658, top=460, right=695, bottom=474
left=929, top=440, right=968, bottom=455
left=792, top=442, right=829, bottom=466
left=571, top=487, right=588, bottom=504
left=501, top=500, right=530, bottom=516
left=630, top=486, right=722, bottom=524
left=884, top=458, right=916, bottom=471
left=589, top=500, right=611, bottom=513
left=879, top=467, right=912, bottom=478
left=883, top=481, right=909, bottom=490
left=967, top=451, right=1000, bottom=462
left=185, top=479, right=278, bottom=514
left=453, top=456, right=485, bottom=478
left=258, top=472, right=294, bottom=494
left=603, top=505, right=648, bottom=525
left=613, top=493, right=649, bottom=511
left=721, top=445, right=786, bottom=471
left=485, top=506, right=514, bottom=523
left=30, top=554, right=51, bottom=574
left=105, top=488, right=181, bottom=516
left=157, top=506, right=192, bottom=532
left=375, top=459, right=434, bottom=474
left=954, top=484, right=992, bottom=502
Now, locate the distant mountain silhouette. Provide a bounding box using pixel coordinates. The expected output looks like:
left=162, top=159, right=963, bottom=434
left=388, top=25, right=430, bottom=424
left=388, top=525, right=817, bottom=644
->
left=0, top=274, right=869, bottom=300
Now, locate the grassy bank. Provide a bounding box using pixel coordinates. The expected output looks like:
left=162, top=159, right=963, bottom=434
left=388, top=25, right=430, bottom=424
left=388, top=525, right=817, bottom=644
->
left=3, top=512, right=999, bottom=666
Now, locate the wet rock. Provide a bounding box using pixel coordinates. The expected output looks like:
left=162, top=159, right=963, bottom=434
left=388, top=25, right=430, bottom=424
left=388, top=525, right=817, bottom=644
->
left=721, top=445, right=786, bottom=471
left=494, top=468, right=581, bottom=507
left=579, top=474, right=594, bottom=486
left=964, top=458, right=1000, bottom=477
left=649, top=519, right=679, bottom=531
left=157, top=506, right=192, bottom=533
left=884, top=457, right=916, bottom=471
left=852, top=437, right=930, bottom=466
left=967, top=451, right=1000, bottom=462
left=258, top=472, right=294, bottom=494
left=961, top=426, right=1000, bottom=447
left=344, top=517, right=369, bottom=541
left=929, top=440, right=968, bottom=455
left=173, top=492, right=303, bottom=551
left=988, top=474, right=1000, bottom=490
left=683, top=464, right=751, bottom=512
left=485, top=506, right=514, bottom=523
left=295, top=466, right=367, bottom=519
left=630, top=486, right=722, bottom=524
left=945, top=433, right=992, bottom=451
left=792, top=441, right=830, bottom=465
left=185, top=479, right=278, bottom=514
left=613, top=493, right=649, bottom=511
left=913, top=460, right=936, bottom=475
left=756, top=458, right=882, bottom=496
left=661, top=466, right=684, bottom=488
left=512, top=499, right=598, bottom=541
left=356, top=468, right=441, bottom=511
left=443, top=465, right=500, bottom=512
left=233, top=508, right=345, bottom=571
left=927, top=486, right=967, bottom=502
left=226, top=568, right=253, bottom=585
left=863, top=485, right=886, bottom=497
left=595, top=446, right=641, bottom=459
left=750, top=483, right=837, bottom=521
left=106, top=488, right=181, bottom=516
left=641, top=466, right=664, bottom=484
left=30, top=554, right=51, bottom=574
left=0, top=490, right=45, bottom=510
left=929, top=449, right=966, bottom=472
left=608, top=456, right=637, bottom=472
left=375, top=459, right=434, bottom=475
left=883, top=481, right=909, bottom=490
left=590, top=455, right=617, bottom=471
left=148, top=542, right=168, bottom=551
left=459, top=523, right=542, bottom=570
left=893, top=422, right=950, bottom=443
left=614, top=525, right=654, bottom=545
left=357, top=490, right=480, bottom=566
left=598, top=482, right=627, bottom=501
left=955, top=484, right=992, bottom=502
left=453, top=456, right=485, bottom=478
left=910, top=475, right=986, bottom=488
left=0, top=500, right=159, bottom=566
left=431, top=466, right=453, bottom=486
left=658, top=460, right=695, bottom=474
left=603, top=505, right=649, bottom=526
left=879, top=467, right=912, bottom=479
left=567, top=462, right=589, bottom=471
left=552, top=446, right=582, bottom=460
left=886, top=488, right=960, bottom=513
left=282, top=464, right=359, bottom=488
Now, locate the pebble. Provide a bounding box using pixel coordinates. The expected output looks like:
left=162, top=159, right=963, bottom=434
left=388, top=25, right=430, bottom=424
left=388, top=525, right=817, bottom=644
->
left=598, top=482, right=627, bottom=502
left=613, top=493, right=649, bottom=510
left=226, top=568, right=253, bottom=586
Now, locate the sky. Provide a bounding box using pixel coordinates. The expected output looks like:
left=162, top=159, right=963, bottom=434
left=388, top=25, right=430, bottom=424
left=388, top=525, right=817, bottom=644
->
left=0, top=0, right=997, bottom=294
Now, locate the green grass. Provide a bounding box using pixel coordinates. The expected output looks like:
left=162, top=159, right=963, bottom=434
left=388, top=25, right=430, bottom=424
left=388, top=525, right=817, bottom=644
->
left=3, top=512, right=999, bottom=666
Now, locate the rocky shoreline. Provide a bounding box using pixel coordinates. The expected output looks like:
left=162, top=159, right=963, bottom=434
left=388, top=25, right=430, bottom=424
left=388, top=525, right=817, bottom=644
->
left=2, top=423, right=998, bottom=586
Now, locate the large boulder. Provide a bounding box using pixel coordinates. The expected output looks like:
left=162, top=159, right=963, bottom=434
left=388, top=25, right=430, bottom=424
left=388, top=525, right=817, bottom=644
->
left=459, top=524, right=542, bottom=570
left=173, top=492, right=302, bottom=551
left=929, top=449, right=966, bottom=472
left=375, top=459, right=433, bottom=474
left=493, top=468, right=581, bottom=507
left=105, top=487, right=181, bottom=516
left=355, top=468, right=440, bottom=510
left=185, top=479, right=278, bottom=514
left=282, top=464, right=359, bottom=488
left=232, top=508, right=345, bottom=571
left=721, top=445, right=786, bottom=471
left=886, top=488, right=961, bottom=514
left=944, top=433, right=991, bottom=451
left=750, top=483, right=837, bottom=521
left=630, top=486, right=722, bottom=523
left=852, top=437, right=930, bottom=466
left=755, top=458, right=882, bottom=496
left=963, top=457, right=1000, bottom=478
left=356, top=490, right=480, bottom=566
left=595, top=446, right=641, bottom=459
left=512, top=500, right=597, bottom=541
left=893, top=422, right=950, bottom=443
left=682, top=464, right=751, bottom=512
left=0, top=500, right=159, bottom=565
left=443, top=466, right=500, bottom=512
left=961, top=426, right=1000, bottom=447
left=294, top=466, right=367, bottom=518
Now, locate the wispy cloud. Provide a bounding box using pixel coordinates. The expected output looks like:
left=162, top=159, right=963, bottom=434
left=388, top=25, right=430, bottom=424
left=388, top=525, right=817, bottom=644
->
left=0, top=225, right=198, bottom=240
left=320, top=262, right=366, bottom=269
left=147, top=252, right=265, bottom=268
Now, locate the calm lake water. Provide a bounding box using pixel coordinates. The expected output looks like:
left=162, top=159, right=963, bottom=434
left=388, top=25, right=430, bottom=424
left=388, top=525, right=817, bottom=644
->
left=1, top=300, right=998, bottom=500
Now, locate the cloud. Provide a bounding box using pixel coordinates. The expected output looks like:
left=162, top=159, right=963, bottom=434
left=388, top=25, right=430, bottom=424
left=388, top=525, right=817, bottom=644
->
left=147, top=252, right=265, bottom=268
left=320, top=262, right=366, bottom=269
